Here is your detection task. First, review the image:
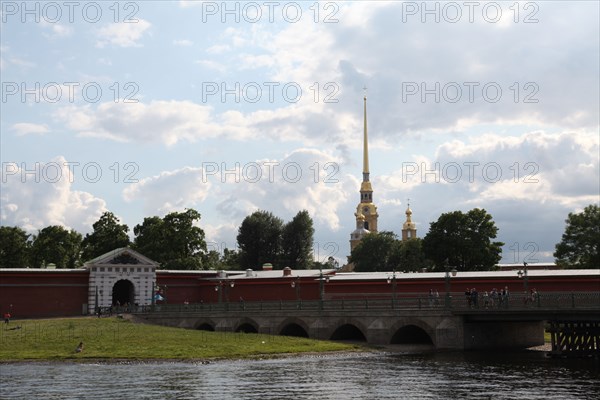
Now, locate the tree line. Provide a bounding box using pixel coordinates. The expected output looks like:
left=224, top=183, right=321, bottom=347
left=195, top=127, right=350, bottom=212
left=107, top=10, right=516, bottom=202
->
left=349, top=205, right=599, bottom=272
left=350, top=208, right=505, bottom=272
left=0, top=209, right=318, bottom=271
left=0, top=204, right=597, bottom=270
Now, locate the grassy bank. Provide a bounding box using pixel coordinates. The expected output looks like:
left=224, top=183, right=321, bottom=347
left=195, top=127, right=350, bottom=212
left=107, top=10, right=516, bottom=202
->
left=0, top=317, right=361, bottom=361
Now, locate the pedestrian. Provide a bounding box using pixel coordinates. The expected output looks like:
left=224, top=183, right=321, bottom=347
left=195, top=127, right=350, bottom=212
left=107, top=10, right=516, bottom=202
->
left=502, top=286, right=510, bottom=308
left=75, top=342, right=84, bottom=353
left=483, top=291, right=489, bottom=309
left=471, top=288, right=479, bottom=308
left=3, top=312, right=11, bottom=324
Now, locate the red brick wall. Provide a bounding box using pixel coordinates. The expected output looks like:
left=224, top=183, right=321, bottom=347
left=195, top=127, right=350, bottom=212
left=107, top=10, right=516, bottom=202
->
left=0, top=270, right=89, bottom=318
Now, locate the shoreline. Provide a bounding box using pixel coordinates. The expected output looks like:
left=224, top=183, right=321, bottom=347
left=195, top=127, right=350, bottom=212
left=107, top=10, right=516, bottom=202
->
left=0, top=349, right=374, bottom=364
left=1, top=345, right=555, bottom=364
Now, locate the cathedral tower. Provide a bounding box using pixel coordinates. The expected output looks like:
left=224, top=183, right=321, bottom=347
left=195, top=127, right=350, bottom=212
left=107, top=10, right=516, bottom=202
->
left=350, top=93, right=379, bottom=252
left=401, top=201, right=417, bottom=240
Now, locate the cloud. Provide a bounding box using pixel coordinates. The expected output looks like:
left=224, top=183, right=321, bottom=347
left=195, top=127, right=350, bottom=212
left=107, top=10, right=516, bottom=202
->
left=40, top=21, right=73, bottom=39
left=53, top=101, right=219, bottom=145
left=11, top=123, right=50, bottom=136
left=96, top=20, right=151, bottom=48
left=50, top=99, right=357, bottom=147
left=120, top=148, right=353, bottom=253
left=122, top=166, right=211, bottom=215
left=375, top=129, right=599, bottom=262
left=194, top=59, right=227, bottom=72
left=0, top=157, right=108, bottom=233
left=173, top=39, right=193, bottom=46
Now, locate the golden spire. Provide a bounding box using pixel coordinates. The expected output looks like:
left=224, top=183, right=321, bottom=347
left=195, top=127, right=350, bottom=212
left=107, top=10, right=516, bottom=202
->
left=363, top=86, right=369, bottom=181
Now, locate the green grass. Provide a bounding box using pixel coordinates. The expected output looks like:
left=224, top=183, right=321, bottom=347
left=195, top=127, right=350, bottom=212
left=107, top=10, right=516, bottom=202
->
left=0, top=317, right=362, bottom=361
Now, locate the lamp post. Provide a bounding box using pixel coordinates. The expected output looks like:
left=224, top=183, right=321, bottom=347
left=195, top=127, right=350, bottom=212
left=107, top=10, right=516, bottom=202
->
left=215, top=280, right=235, bottom=303
left=291, top=276, right=300, bottom=301
left=517, top=261, right=529, bottom=294
left=444, top=266, right=458, bottom=309
left=318, top=267, right=330, bottom=309
left=387, top=270, right=397, bottom=305
left=319, top=267, right=324, bottom=308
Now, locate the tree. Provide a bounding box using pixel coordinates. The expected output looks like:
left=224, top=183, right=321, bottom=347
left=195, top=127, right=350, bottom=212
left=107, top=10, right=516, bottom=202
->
left=281, top=210, right=315, bottom=269
left=133, top=209, right=207, bottom=270
left=350, top=231, right=400, bottom=272
left=30, top=226, right=82, bottom=268
left=81, top=212, right=131, bottom=261
left=0, top=226, right=31, bottom=268
left=221, top=248, right=241, bottom=270
left=422, top=208, right=503, bottom=271
left=237, top=210, right=283, bottom=269
left=554, top=204, right=600, bottom=269
left=396, top=238, right=429, bottom=272
left=132, top=216, right=164, bottom=263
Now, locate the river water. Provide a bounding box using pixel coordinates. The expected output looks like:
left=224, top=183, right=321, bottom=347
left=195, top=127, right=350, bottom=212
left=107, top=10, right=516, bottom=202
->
left=1, top=349, right=599, bottom=399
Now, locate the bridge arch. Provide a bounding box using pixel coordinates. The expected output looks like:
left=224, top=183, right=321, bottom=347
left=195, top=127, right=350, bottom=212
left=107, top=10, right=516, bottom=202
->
left=329, top=319, right=368, bottom=342
left=194, top=319, right=216, bottom=331
left=235, top=318, right=259, bottom=333
left=389, top=319, right=436, bottom=345
left=277, top=318, right=309, bottom=338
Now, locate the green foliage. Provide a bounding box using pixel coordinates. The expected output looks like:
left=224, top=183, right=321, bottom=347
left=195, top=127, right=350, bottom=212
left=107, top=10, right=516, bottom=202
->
left=350, top=231, right=401, bottom=272
left=30, top=226, right=82, bottom=268
left=237, top=210, right=316, bottom=270
left=81, top=212, right=130, bottom=261
left=281, top=210, right=315, bottom=269
left=0, top=317, right=360, bottom=361
left=554, top=204, right=600, bottom=269
left=396, top=238, right=430, bottom=272
left=0, top=226, right=31, bottom=268
left=133, top=209, right=207, bottom=270
left=221, top=248, right=241, bottom=270
left=132, top=216, right=164, bottom=262
left=422, top=208, right=503, bottom=271
left=237, top=210, right=284, bottom=269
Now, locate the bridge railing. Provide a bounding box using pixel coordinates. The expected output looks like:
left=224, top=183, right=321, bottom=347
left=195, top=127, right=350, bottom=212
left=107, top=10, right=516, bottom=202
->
left=128, top=291, right=600, bottom=314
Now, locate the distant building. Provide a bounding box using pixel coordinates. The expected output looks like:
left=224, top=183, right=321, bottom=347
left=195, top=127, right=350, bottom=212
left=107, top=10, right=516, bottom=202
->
left=349, top=94, right=418, bottom=255
left=401, top=202, right=417, bottom=241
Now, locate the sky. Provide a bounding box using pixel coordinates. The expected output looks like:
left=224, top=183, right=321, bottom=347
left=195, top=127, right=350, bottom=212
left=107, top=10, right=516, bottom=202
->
left=1, top=0, right=598, bottom=266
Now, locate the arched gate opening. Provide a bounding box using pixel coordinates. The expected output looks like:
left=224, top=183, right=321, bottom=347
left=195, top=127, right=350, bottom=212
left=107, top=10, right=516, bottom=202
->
left=112, top=280, right=135, bottom=306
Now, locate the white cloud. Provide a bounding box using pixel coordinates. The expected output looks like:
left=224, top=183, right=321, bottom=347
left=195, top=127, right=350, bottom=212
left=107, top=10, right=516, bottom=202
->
left=206, top=44, right=231, bottom=54
left=5, top=57, right=35, bottom=68
left=96, top=20, right=151, bottom=48
left=53, top=101, right=220, bottom=145
left=123, top=166, right=211, bottom=215
left=0, top=157, right=107, bottom=233
left=194, top=59, right=227, bottom=72
left=374, top=129, right=599, bottom=262
left=120, top=148, right=352, bottom=252
left=40, top=21, right=73, bottom=39
left=173, top=39, right=193, bottom=46
left=50, top=99, right=358, bottom=147
left=11, top=123, right=50, bottom=136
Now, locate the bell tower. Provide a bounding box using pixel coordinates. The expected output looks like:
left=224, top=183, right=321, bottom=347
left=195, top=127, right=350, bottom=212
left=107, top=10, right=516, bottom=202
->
left=401, top=200, right=417, bottom=240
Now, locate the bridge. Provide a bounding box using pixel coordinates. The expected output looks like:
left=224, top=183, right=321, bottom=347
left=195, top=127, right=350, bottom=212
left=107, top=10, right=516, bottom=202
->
left=130, top=291, right=600, bottom=356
